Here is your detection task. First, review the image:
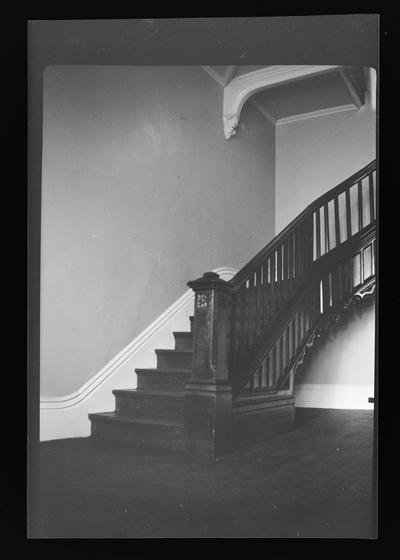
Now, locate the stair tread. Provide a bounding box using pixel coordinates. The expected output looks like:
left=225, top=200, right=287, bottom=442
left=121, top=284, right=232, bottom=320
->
left=135, top=368, right=191, bottom=374
left=89, top=411, right=183, bottom=429
left=155, top=349, right=193, bottom=354
left=113, top=389, right=184, bottom=399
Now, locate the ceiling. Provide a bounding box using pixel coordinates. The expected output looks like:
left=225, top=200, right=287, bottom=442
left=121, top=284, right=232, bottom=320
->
left=204, top=65, right=367, bottom=124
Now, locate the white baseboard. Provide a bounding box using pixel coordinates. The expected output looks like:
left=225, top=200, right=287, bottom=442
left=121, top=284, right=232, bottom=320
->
left=294, top=383, right=374, bottom=410
left=40, top=266, right=237, bottom=441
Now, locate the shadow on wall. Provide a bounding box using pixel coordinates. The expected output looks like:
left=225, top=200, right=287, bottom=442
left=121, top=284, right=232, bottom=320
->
left=294, top=299, right=375, bottom=410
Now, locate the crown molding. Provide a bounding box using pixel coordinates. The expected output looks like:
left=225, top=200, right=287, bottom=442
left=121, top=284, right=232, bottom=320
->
left=275, top=103, right=357, bottom=127
left=223, top=65, right=341, bottom=139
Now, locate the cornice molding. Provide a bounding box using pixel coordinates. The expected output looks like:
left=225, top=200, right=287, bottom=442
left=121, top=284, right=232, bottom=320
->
left=223, top=65, right=341, bottom=139
left=275, top=103, right=358, bottom=127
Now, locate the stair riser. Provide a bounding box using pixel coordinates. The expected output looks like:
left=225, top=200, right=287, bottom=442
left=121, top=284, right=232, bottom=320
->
left=90, top=418, right=185, bottom=451
left=156, top=352, right=193, bottom=369
left=174, top=334, right=193, bottom=351
left=137, top=373, right=190, bottom=392
left=115, top=395, right=184, bottom=422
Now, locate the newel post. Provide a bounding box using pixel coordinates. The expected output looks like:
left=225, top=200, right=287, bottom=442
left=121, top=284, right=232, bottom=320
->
left=184, top=271, right=233, bottom=458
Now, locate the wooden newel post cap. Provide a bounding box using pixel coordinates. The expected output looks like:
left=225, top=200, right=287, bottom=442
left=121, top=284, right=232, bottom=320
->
left=187, top=271, right=231, bottom=292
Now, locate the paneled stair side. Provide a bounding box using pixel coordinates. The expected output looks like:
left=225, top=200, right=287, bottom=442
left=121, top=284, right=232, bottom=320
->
left=89, top=316, right=195, bottom=451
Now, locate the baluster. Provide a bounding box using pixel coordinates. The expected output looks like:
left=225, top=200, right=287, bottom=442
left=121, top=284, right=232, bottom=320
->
left=249, top=372, right=255, bottom=392
left=272, top=343, right=277, bottom=387
left=358, top=180, right=363, bottom=231
left=291, top=317, right=296, bottom=366
left=279, top=335, right=284, bottom=383
left=285, top=327, right=290, bottom=378
left=288, top=235, right=293, bottom=297
left=265, top=352, right=270, bottom=388
left=369, top=173, right=375, bottom=222
left=324, top=203, right=330, bottom=253
left=249, top=274, right=256, bottom=345
left=260, top=263, right=266, bottom=328
left=296, top=227, right=302, bottom=280
left=345, top=187, right=352, bottom=240
left=239, top=289, right=246, bottom=359
left=229, top=294, right=237, bottom=365
left=261, top=359, right=267, bottom=390
left=306, top=215, right=314, bottom=274
left=315, top=210, right=321, bottom=259
left=276, top=247, right=282, bottom=311
left=255, top=267, right=262, bottom=336
left=334, top=196, right=340, bottom=247
left=269, top=255, right=275, bottom=320
left=283, top=238, right=289, bottom=300
left=297, top=307, right=302, bottom=348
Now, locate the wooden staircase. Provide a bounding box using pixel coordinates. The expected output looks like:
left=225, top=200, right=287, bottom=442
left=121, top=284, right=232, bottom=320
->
left=89, top=161, right=377, bottom=458
left=89, top=317, right=195, bottom=451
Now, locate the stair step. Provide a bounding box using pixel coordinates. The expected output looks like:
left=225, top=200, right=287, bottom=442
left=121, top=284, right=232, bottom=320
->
left=89, top=412, right=184, bottom=451
left=155, top=349, right=193, bottom=369
left=173, top=331, right=193, bottom=351
left=135, top=368, right=191, bottom=392
left=113, top=389, right=184, bottom=422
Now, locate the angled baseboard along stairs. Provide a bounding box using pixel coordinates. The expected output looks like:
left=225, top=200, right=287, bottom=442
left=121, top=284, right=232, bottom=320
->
left=89, top=161, right=377, bottom=458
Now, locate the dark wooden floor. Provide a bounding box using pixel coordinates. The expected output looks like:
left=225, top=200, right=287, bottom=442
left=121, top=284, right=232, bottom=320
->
left=29, top=408, right=375, bottom=538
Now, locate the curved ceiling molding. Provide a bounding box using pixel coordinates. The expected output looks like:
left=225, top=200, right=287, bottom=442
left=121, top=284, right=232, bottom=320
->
left=222, top=65, right=341, bottom=139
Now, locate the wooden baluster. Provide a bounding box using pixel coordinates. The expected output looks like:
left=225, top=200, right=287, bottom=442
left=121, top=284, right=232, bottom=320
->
left=369, top=172, right=375, bottom=222
left=278, top=335, right=283, bottom=384
left=249, top=372, right=255, bottom=392
left=345, top=187, right=352, bottom=240
left=324, top=203, right=330, bottom=253
left=276, top=246, right=282, bottom=310
left=255, top=267, right=262, bottom=337
left=297, top=307, right=302, bottom=348
left=239, top=289, right=246, bottom=359
left=261, top=265, right=266, bottom=328
left=358, top=180, right=363, bottom=231
left=269, top=256, right=275, bottom=320
left=259, top=364, right=263, bottom=391
left=334, top=196, right=340, bottom=247
left=283, top=238, right=289, bottom=301
left=287, top=235, right=293, bottom=297
left=261, top=359, right=267, bottom=390
left=229, top=294, right=237, bottom=366
left=285, top=327, right=290, bottom=378
left=272, top=343, right=277, bottom=387
left=248, top=274, right=255, bottom=346
left=292, top=232, right=296, bottom=286
left=316, top=210, right=321, bottom=259
left=291, top=317, right=296, bottom=366
left=306, top=214, right=314, bottom=274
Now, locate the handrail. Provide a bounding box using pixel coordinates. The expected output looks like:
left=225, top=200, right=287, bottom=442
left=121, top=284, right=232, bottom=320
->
left=228, top=160, right=376, bottom=289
